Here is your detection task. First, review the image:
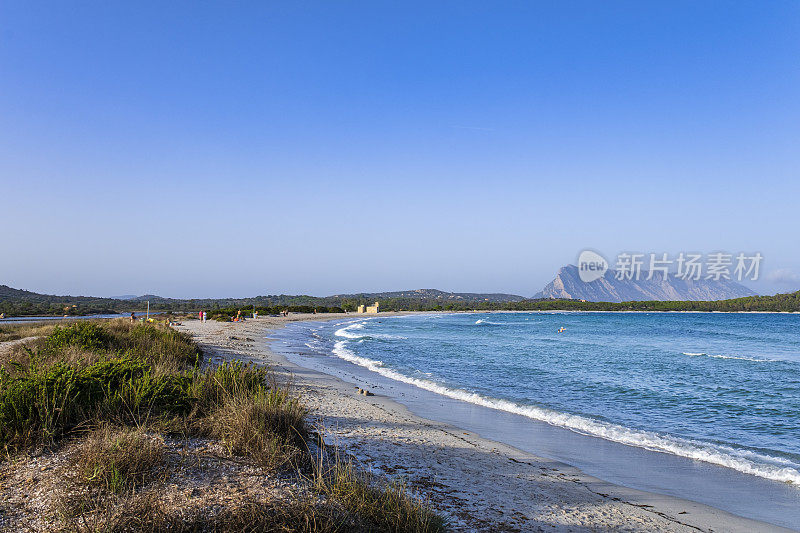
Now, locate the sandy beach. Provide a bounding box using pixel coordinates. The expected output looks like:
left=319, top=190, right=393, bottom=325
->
left=176, top=314, right=791, bottom=532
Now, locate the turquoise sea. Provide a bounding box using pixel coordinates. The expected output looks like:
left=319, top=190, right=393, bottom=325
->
left=273, top=312, right=800, bottom=528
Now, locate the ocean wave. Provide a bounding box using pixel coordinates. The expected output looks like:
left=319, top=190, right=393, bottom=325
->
left=332, top=341, right=800, bottom=485
left=335, top=323, right=366, bottom=339
left=334, top=322, right=407, bottom=341
left=475, top=319, right=534, bottom=326
left=682, top=352, right=779, bottom=363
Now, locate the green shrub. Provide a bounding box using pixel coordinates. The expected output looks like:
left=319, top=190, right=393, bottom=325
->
left=0, top=356, right=193, bottom=449
left=0, top=356, right=273, bottom=450
left=189, top=361, right=269, bottom=413
left=103, top=322, right=201, bottom=370
left=45, top=323, right=109, bottom=352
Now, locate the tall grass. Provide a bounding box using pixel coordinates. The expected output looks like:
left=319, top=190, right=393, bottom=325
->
left=0, top=322, right=57, bottom=343
left=102, top=321, right=201, bottom=371
left=58, top=493, right=352, bottom=533
left=207, top=388, right=308, bottom=470
left=189, top=360, right=269, bottom=413
left=0, top=356, right=195, bottom=448
left=75, top=426, right=165, bottom=493
left=313, top=457, right=447, bottom=533
left=0, top=320, right=203, bottom=450
left=1, top=319, right=447, bottom=532
left=45, top=322, right=109, bottom=352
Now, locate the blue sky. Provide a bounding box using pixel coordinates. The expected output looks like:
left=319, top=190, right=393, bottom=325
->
left=2, top=2, right=799, bottom=298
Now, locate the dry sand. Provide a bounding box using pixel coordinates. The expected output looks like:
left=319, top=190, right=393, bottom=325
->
left=177, top=314, right=791, bottom=532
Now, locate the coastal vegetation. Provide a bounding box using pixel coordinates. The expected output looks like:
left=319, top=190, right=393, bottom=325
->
left=2, top=283, right=799, bottom=318
left=0, top=320, right=446, bottom=532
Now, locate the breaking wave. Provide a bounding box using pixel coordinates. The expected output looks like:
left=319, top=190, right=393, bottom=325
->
left=331, top=324, right=800, bottom=485
left=682, top=352, right=780, bottom=363
left=334, top=321, right=407, bottom=340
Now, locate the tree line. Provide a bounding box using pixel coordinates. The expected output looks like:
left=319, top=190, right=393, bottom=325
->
left=1, top=284, right=799, bottom=317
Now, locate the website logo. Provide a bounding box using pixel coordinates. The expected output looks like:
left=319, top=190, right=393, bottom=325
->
left=578, top=250, right=609, bottom=283
left=576, top=250, right=763, bottom=283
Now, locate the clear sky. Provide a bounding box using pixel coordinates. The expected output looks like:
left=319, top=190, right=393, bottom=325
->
left=2, top=2, right=799, bottom=298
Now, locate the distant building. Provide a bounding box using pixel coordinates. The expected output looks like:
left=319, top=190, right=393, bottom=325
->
left=356, top=302, right=380, bottom=314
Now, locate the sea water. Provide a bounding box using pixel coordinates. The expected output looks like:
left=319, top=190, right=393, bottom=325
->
left=272, top=312, right=800, bottom=528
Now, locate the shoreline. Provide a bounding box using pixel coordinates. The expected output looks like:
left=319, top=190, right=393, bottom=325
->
left=177, top=314, right=792, bottom=532
left=0, top=307, right=798, bottom=325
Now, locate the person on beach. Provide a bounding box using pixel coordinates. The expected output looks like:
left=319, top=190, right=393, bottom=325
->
left=130, top=312, right=135, bottom=323
left=202, top=311, right=207, bottom=322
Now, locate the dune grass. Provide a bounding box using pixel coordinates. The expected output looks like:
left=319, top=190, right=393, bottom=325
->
left=0, top=322, right=58, bottom=343
left=313, top=458, right=447, bottom=533
left=0, top=354, right=197, bottom=449
left=58, top=492, right=353, bottom=533
left=206, top=387, right=309, bottom=471
left=1, top=319, right=446, bottom=532
left=74, top=426, right=165, bottom=493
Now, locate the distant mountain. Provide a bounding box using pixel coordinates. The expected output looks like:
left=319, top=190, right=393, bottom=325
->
left=0, top=285, right=126, bottom=316
left=0, top=285, right=118, bottom=305
left=534, top=265, right=757, bottom=302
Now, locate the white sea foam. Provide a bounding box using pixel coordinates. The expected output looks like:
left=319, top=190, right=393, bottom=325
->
left=475, top=319, right=505, bottom=325
left=335, top=323, right=366, bottom=339
left=331, top=337, right=800, bottom=485
left=334, top=322, right=406, bottom=340
left=475, top=318, right=538, bottom=326
left=475, top=319, right=528, bottom=326
left=682, top=352, right=779, bottom=363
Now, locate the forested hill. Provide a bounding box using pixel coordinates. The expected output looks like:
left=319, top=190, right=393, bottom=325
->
left=1, top=284, right=798, bottom=317
left=0, top=286, right=525, bottom=316
left=329, top=289, right=525, bottom=302
left=0, top=285, right=126, bottom=316
left=511, top=291, right=800, bottom=313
